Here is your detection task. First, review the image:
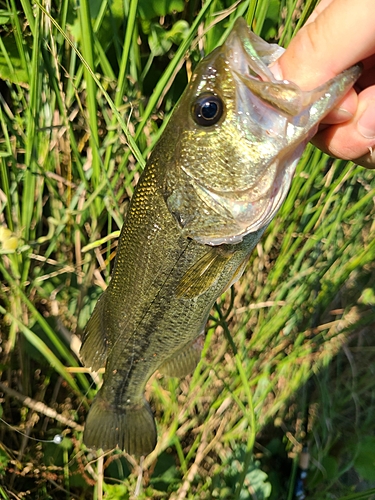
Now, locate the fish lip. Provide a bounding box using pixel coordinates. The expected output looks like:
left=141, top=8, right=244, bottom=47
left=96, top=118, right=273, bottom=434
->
left=223, top=18, right=284, bottom=84
left=223, top=20, right=313, bottom=118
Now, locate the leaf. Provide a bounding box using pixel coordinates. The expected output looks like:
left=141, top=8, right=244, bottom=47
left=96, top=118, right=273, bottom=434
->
left=148, top=21, right=190, bottom=56
left=359, top=287, right=375, bottom=305
left=321, top=455, right=339, bottom=479
left=0, top=34, right=29, bottom=86
left=260, top=0, right=280, bottom=40
left=354, top=437, right=375, bottom=481
left=66, top=0, right=124, bottom=45
left=219, top=446, right=272, bottom=499
left=0, top=9, right=11, bottom=24
left=148, top=25, right=173, bottom=56
left=168, top=20, right=190, bottom=44
left=138, top=0, right=185, bottom=20
left=0, top=449, right=10, bottom=476
left=243, top=466, right=272, bottom=499
left=102, top=483, right=129, bottom=499
left=150, top=452, right=181, bottom=492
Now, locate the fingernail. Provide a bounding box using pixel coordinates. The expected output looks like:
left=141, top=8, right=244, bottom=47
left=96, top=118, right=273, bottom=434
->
left=357, top=101, right=375, bottom=139
left=328, top=107, right=354, bottom=125
left=269, top=61, right=283, bottom=80
left=335, top=108, right=354, bottom=120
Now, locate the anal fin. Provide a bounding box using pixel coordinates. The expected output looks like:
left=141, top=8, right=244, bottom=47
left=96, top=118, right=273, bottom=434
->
left=80, top=296, right=109, bottom=372
left=176, top=248, right=233, bottom=299
left=158, top=334, right=205, bottom=378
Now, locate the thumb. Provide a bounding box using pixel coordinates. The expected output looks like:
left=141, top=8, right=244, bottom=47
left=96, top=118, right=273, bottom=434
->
left=276, top=0, right=375, bottom=90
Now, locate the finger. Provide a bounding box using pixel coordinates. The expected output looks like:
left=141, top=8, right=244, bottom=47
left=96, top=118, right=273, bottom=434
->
left=354, top=150, right=375, bottom=169
left=304, top=0, right=335, bottom=25
left=321, top=87, right=357, bottom=124
left=276, top=0, right=375, bottom=90
left=312, top=86, right=375, bottom=167
left=356, top=55, right=375, bottom=90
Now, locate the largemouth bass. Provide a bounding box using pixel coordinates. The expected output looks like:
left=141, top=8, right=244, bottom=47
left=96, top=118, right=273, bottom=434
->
left=81, top=18, right=360, bottom=456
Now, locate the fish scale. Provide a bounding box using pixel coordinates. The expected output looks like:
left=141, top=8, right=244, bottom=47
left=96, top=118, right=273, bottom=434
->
left=80, top=18, right=361, bottom=456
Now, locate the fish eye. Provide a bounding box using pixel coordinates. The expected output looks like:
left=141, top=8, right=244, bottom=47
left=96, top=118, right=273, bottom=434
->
left=192, top=93, right=224, bottom=126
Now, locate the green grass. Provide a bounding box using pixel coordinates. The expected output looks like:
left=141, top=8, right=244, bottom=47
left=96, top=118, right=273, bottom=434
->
left=1, top=0, right=375, bottom=499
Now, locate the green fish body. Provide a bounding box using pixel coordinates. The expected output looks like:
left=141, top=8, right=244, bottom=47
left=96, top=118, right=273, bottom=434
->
left=80, top=18, right=360, bottom=456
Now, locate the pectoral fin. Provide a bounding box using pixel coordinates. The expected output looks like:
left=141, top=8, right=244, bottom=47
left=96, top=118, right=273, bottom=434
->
left=176, top=248, right=233, bottom=299
left=158, top=334, right=205, bottom=378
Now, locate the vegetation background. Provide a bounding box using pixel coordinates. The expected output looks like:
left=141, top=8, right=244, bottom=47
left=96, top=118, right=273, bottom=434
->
left=0, top=0, right=375, bottom=498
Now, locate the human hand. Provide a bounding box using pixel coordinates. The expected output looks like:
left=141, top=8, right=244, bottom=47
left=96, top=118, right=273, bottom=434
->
left=272, top=0, right=375, bottom=168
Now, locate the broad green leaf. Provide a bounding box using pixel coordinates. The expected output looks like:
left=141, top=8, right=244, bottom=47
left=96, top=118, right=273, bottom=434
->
left=354, top=437, right=375, bottom=481
left=148, top=21, right=189, bottom=56
left=0, top=34, right=28, bottom=86
left=138, top=0, right=185, bottom=19
left=359, top=287, right=375, bottom=305
left=0, top=9, right=11, bottom=24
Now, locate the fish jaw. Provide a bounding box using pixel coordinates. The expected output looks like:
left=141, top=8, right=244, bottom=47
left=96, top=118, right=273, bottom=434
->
left=164, top=18, right=361, bottom=246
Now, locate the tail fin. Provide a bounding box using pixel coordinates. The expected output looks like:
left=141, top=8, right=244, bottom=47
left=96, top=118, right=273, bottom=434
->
left=83, top=394, right=157, bottom=456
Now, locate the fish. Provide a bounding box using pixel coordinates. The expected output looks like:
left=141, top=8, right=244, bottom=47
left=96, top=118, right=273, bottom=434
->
left=80, top=17, right=360, bottom=456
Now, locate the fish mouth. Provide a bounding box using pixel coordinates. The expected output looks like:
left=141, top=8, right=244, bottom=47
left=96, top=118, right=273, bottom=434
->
left=224, top=18, right=312, bottom=117
left=223, top=18, right=284, bottom=84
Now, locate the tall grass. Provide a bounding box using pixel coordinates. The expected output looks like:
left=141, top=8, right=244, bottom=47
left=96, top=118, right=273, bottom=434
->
left=0, top=1, right=374, bottom=499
